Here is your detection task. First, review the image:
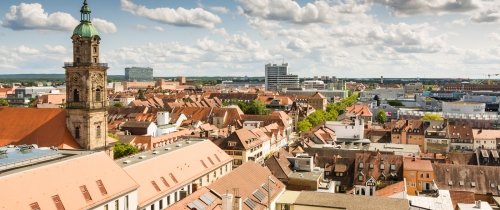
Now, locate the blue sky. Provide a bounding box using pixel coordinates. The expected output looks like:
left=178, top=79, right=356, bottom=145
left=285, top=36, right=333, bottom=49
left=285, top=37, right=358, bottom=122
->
left=1, top=0, right=500, bottom=78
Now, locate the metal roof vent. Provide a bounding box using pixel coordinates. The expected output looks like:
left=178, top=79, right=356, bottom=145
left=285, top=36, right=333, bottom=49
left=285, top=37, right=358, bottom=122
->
left=139, top=155, right=146, bottom=159
left=165, top=147, right=171, bottom=151
left=152, top=151, right=159, bottom=155
left=123, top=160, right=132, bottom=164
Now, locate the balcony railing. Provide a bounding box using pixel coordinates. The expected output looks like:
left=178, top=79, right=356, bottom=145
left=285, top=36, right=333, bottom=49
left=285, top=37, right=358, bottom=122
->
left=64, top=62, right=108, bottom=68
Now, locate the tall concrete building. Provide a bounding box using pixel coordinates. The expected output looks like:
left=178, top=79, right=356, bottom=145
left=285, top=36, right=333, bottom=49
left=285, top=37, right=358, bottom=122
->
left=125, top=67, right=154, bottom=81
left=265, top=63, right=299, bottom=91
left=64, top=0, right=108, bottom=150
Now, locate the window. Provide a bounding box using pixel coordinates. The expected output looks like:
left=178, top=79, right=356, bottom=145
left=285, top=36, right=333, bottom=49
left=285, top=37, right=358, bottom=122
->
left=96, top=180, right=108, bottom=195
left=73, top=89, right=80, bottom=102
left=390, top=164, right=396, bottom=171
left=420, top=173, right=423, bottom=178
left=150, top=204, right=155, bottom=210
left=167, top=195, right=171, bottom=205
left=93, top=46, right=97, bottom=53
left=52, top=195, right=65, bottom=210
left=104, top=204, right=108, bottom=210
left=358, top=175, right=363, bottom=181
left=359, top=162, right=364, bottom=169
left=159, top=200, right=163, bottom=209
left=380, top=164, right=385, bottom=170
left=125, top=195, right=129, bottom=210
left=281, top=204, right=291, bottom=210
left=29, top=202, right=41, bottom=210
left=369, top=163, right=373, bottom=169
left=94, top=57, right=97, bottom=63
left=96, top=125, right=101, bottom=139
left=95, top=88, right=102, bottom=101
left=80, top=185, right=92, bottom=202
left=213, top=171, right=216, bottom=178
left=75, top=127, right=80, bottom=139
left=220, top=168, right=223, bottom=175
left=115, top=200, right=119, bottom=210
left=426, top=173, right=430, bottom=178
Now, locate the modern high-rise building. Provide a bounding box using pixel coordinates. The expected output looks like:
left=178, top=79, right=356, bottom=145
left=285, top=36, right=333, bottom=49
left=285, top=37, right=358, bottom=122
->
left=125, top=67, right=153, bottom=81
left=265, top=63, right=299, bottom=91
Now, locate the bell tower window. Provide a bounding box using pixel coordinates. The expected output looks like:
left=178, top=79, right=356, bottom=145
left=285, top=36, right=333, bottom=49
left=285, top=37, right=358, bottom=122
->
left=96, top=125, right=101, bottom=138
left=75, top=127, right=81, bottom=139
left=94, top=57, right=97, bottom=63
left=73, top=89, right=80, bottom=102
left=95, top=88, right=101, bottom=101
left=93, top=46, right=97, bottom=53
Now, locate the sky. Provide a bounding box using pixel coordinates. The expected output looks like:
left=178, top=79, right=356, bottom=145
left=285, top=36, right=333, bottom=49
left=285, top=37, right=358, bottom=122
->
left=1, top=0, right=500, bottom=78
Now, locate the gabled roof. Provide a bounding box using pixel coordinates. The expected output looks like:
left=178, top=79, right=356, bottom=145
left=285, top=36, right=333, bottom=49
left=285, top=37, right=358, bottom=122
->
left=0, top=152, right=138, bottom=210
left=265, top=149, right=293, bottom=181
left=433, top=163, right=500, bottom=195
left=346, top=104, right=373, bottom=117
left=0, top=107, right=80, bottom=149
left=473, top=129, right=500, bottom=140
left=208, top=162, right=286, bottom=210
left=403, top=157, right=433, bottom=172
left=122, top=140, right=232, bottom=207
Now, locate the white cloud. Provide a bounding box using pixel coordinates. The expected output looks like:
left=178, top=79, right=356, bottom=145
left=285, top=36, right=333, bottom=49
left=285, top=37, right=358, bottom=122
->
left=92, top=18, right=117, bottom=34
left=237, top=0, right=369, bottom=24
left=120, top=0, right=222, bottom=29
left=45, top=45, right=66, bottom=54
left=17, top=45, right=39, bottom=55
left=2, top=3, right=78, bottom=31
left=371, top=0, right=479, bottom=16
left=135, top=24, right=147, bottom=30
left=209, top=6, right=229, bottom=14
left=488, top=33, right=500, bottom=42
left=153, top=26, right=164, bottom=32
left=471, top=8, right=500, bottom=22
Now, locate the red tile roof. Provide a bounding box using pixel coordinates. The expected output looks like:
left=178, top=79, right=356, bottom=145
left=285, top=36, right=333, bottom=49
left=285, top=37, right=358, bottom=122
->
left=0, top=107, right=80, bottom=149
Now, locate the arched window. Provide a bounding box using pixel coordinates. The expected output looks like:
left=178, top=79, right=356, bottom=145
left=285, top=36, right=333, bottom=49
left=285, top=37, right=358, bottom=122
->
left=96, top=125, right=101, bottom=138
left=95, top=88, right=101, bottom=101
left=73, top=89, right=80, bottom=102
left=75, top=127, right=80, bottom=139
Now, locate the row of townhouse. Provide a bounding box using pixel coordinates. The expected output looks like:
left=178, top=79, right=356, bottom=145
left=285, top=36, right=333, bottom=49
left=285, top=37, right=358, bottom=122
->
left=215, top=124, right=288, bottom=168
left=389, top=119, right=500, bottom=153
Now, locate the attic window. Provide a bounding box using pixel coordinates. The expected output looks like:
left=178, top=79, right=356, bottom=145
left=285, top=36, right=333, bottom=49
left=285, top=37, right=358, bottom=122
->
left=214, top=154, right=221, bottom=162
left=390, top=164, right=396, bottom=171
left=169, top=173, right=178, bottom=183
left=161, top=176, right=170, bottom=188
left=30, top=202, right=41, bottom=210
left=80, top=185, right=92, bottom=202
left=459, top=181, right=464, bottom=186
left=471, top=182, right=476, bottom=187
left=359, top=163, right=364, bottom=169
left=228, top=141, right=236, bottom=147
left=491, top=183, right=496, bottom=188
left=96, top=180, right=107, bottom=196
left=151, top=181, right=161, bottom=192
left=207, top=157, right=215, bottom=165
left=200, top=160, right=208, bottom=168
left=52, top=195, right=66, bottom=210
left=448, top=181, right=453, bottom=186
left=380, top=164, right=385, bottom=170
left=369, top=163, right=374, bottom=169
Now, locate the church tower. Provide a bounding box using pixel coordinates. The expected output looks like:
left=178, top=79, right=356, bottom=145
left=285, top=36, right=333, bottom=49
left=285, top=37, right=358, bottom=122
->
left=64, top=0, right=108, bottom=150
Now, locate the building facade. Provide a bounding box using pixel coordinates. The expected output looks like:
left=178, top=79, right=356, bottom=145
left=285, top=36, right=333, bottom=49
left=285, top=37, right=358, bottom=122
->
left=64, top=0, right=108, bottom=150
left=125, top=67, right=154, bottom=81
left=265, top=63, right=299, bottom=91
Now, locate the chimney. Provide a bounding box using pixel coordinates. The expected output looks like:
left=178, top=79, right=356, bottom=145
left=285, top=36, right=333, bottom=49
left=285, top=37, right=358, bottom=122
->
left=221, top=193, right=234, bottom=210
left=234, top=196, right=242, bottom=210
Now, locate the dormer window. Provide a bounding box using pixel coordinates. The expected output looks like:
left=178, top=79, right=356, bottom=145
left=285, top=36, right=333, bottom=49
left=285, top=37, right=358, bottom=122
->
left=390, top=164, right=396, bottom=171
left=359, top=162, right=364, bottom=169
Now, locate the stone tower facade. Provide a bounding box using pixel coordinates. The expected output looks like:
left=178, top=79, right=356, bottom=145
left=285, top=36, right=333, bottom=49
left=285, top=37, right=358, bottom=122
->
left=64, top=0, right=108, bottom=150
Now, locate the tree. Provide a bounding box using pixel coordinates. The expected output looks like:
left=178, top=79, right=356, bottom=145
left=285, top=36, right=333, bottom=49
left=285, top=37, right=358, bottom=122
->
left=387, top=100, right=404, bottom=107
left=113, top=102, right=124, bottom=108
left=373, top=95, right=380, bottom=107
left=113, top=142, right=140, bottom=159
left=376, top=110, right=387, bottom=124
left=246, top=100, right=269, bottom=115
left=0, top=99, right=8, bottom=107
left=297, top=120, right=313, bottom=133
left=137, top=89, right=145, bottom=100
left=422, top=113, right=443, bottom=121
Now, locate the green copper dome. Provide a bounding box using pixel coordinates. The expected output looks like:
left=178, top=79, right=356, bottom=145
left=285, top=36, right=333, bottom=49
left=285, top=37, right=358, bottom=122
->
left=73, top=0, right=99, bottom=37
left=73, top=22, right=99, bottom=37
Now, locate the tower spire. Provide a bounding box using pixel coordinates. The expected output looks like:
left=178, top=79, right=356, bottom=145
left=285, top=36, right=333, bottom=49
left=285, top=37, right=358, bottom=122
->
left=80, top=0, right=91, bottom=22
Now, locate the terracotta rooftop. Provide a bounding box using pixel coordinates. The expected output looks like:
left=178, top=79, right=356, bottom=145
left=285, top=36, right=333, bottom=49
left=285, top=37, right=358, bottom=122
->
left=207, top=162, right=286, bottom=210
left=121, top=139, right=232, bottom=207
left=0, top=107, right=80, bottom=149
left=403, top=157, right=433, bottom=172
left=473, top=129, right=500, bottom=140
left=433, top=163, right=500, bottom=195
left=346, top=104, right=373, bottom=117
left=376, top=181, right=405, bottom=197
left=0, top=152, right=138, bottom=210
